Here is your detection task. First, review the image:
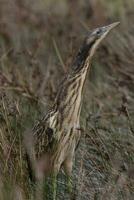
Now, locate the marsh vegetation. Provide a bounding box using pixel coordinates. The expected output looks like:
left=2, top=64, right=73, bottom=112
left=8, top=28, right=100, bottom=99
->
left=0, top=0, right=134, bottom=199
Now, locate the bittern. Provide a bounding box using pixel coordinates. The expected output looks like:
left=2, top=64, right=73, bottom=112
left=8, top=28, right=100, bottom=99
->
left=26, top=22, right=120, bottom=188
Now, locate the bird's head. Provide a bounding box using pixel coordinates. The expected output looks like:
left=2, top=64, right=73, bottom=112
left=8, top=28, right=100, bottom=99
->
left=72, top=22, right=120, bottom=72
left=85, top=22, right=120, bottom=57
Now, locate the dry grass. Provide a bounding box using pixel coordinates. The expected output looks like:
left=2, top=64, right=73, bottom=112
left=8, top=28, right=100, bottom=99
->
left=0, top=0, right=134, bottom=199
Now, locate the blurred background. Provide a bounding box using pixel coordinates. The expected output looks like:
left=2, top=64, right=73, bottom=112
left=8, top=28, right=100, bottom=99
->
left=0, top=0, right=134, bottom=199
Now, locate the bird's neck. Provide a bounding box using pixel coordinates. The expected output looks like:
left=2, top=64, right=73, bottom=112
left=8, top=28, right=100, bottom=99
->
left=55, top=57, right=91, bottom=126
left=71, top=38, right=94, bottom=74
left=54, top=39, right=95, bottom=126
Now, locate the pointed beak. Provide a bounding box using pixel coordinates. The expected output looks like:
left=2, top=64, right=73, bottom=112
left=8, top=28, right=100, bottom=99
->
left=103, top=21, right=120, bottom=33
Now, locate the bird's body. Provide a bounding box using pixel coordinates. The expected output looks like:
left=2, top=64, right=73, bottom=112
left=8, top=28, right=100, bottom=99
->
left=33, top=67, right=87, bottom=176
left=26, top=22, right=120, bottom=182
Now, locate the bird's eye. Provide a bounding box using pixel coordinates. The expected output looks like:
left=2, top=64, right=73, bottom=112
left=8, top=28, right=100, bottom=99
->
left=96, top=30, right=101, bottom=35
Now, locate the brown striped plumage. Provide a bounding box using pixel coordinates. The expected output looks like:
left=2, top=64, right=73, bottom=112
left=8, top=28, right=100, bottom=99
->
left=27, top=22, right=120, bottom=180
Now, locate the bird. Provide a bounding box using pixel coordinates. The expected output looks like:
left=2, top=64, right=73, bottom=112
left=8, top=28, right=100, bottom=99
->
left=25, top=22, right=120, bottom=194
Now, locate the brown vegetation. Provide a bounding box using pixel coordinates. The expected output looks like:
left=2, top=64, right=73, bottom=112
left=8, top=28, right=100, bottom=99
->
left=0, top=0, right=134, bottom=199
